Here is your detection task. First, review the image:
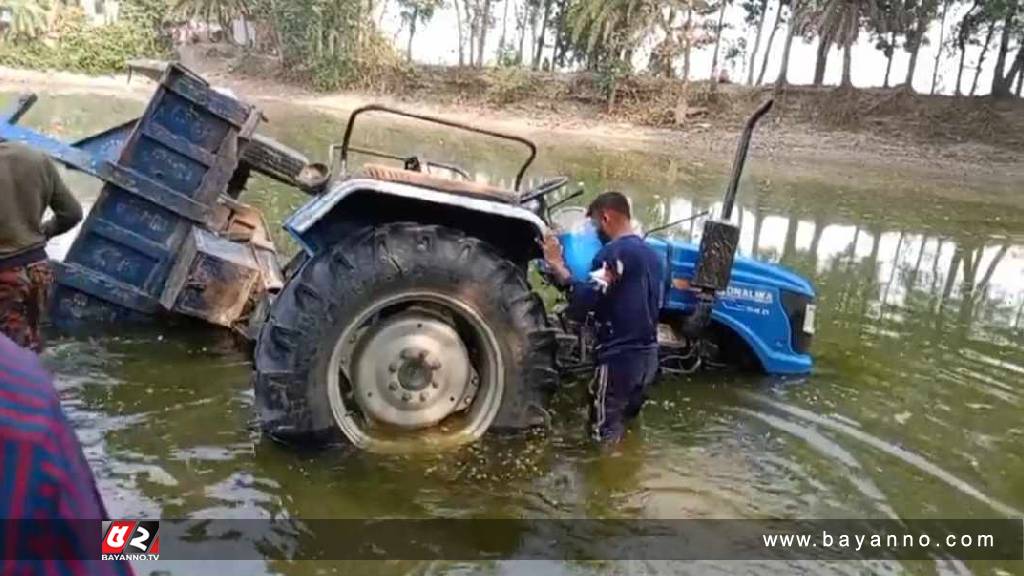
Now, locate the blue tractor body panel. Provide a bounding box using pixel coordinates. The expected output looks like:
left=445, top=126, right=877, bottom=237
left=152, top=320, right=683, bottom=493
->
left=559, top=227, right=814, bottom=375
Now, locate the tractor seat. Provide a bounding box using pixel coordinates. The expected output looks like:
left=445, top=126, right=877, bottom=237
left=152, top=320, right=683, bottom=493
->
left=357, top=163, right=517, bottom=204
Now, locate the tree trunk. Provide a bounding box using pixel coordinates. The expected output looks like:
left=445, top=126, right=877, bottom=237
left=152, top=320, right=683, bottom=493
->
left=517, top=3, right=528, bottom=63
left=775, top=9, right=798, bottom=88
left=683, top=4, right=694, bottom=81
left=710, top=0, right=729, bottom=77
left=756, top=2, right=782, bottom=85
left=930, top=0, right=951, bottom=94
left=781, top=214, right=798, bottom=262
left=841, top=42, right=852, bottom=87
left=970, top=22, right=996, bottom=95
left=465, top=0, right=478, bottom=66
left=990, top=5, right=1016, bottom=97
left=991, top=6, right=1024, bottom=97
left=813, top=37, right=830, bottom=86
left=455, top=0, right=466, bottom=66
left=938, top=247, right=962, bottom=315
left=532, top=0, right=552, bottom=69
left=477, top=0, right=493, bottom=66
left=884, top=31, right=896, bottom=88
left=498, top=0, right=510, bottom=54
left=747, top=0, right=769, bottom=85
left=904, top=15, right=927, bottom=91
left=1016, top=62, right=1024, bottom=96
left=1003, top=46, right=1024, bottom=97
left=954, top=30, right=968, bottom=95
left=553, top=2, right=570, bottom=69
left=406, top=7, right=418, bottom=62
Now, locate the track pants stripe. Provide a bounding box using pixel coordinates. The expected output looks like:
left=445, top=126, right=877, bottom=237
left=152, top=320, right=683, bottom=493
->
left=591, top=364, right=608, bottom=441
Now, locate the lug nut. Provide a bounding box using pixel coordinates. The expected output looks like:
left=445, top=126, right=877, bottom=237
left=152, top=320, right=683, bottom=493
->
left=431, top=381, right=439, bottom=389
left=402, top=393, right=411, bottom=402
left=388, top=382, right=397, bottom=391
left=419, top=393, right=427, bottom=402
left=389, top=363, right=398, bottom=373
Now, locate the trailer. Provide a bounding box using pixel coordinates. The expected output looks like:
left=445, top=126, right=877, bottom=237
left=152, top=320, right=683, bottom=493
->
left=0, top=64, right=324, bottom=336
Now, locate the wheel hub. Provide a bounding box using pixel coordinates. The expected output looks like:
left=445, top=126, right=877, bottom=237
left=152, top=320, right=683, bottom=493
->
left=396, top=347, right=436, bottom=391
left=349, top=312, right=472, bottom=430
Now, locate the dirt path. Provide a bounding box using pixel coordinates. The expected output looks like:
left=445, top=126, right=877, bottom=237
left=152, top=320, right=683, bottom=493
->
left=2, top=65, right=1023, bottom=201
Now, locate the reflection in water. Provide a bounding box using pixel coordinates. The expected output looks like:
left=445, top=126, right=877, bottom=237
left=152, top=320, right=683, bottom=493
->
left=3, top=93, right=1023, bottom=575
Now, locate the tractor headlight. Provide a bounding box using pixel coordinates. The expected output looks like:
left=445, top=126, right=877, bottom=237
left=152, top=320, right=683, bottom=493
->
left=781, top=291, right=815, bottom=354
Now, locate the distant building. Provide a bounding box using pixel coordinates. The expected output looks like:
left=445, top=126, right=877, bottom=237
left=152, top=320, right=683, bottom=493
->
left=79, top=0, right=121, bottom=25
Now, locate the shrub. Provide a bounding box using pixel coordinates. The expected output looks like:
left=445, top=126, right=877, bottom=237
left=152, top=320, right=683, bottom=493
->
left=484, top=66, right=533, bottom=105
left=0, top=6, right=166, bottom=74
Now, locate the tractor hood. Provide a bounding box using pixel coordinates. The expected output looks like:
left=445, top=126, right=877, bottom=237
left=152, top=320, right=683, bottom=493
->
left=648, top=237, right=815, bottom=299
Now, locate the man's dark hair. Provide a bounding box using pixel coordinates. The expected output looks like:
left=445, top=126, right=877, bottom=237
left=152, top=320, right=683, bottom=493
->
left=586, top=191, right=631, bottom=219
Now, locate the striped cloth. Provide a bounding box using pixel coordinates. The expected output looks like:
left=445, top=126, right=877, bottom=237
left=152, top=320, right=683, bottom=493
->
left=0, top=335, right=133, bottom=575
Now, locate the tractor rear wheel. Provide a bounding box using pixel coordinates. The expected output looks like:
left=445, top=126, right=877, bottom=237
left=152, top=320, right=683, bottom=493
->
left=253, top=222, right=558, bottom=452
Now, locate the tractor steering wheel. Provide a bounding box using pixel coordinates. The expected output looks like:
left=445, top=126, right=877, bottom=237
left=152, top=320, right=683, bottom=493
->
left=520, top=177, right=569, bottom=204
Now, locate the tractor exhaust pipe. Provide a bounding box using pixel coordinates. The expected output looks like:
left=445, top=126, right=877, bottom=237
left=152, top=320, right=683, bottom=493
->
left=721, top=98, right=774, bottom=221
left=681, top=99, right=774, bottom=337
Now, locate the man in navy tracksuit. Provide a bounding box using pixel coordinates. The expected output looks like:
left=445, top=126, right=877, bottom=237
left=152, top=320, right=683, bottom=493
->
left=544, top=192, right=664, bottom=443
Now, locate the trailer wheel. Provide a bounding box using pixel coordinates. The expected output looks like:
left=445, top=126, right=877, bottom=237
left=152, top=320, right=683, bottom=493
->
left=253, top=222, right=558, bottom=451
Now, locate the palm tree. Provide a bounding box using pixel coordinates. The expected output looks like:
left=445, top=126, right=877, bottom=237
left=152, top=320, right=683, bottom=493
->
left=1, top=0, right=51, bottom=41
left=902, top=0, right=939, bottom=91
left=807, top=0, right=885, bottom=88
left=775, top=0, right=816, bottom=87
left=565, top=0, right=662, bottom=67
left=398, top=0, right=443, bottom=61
left=744, top=0, right=771, bottom=85
left=710, top=0, right=731, bottom=77
left=928, top=0, right=951, bottom=94
left=755, top=0, right=784, bottom=83
left=174, top=0, right=250, bottom=42
left=990, top=0, right=1024, bottom=98
left=968, top=21, right=996, bottom=95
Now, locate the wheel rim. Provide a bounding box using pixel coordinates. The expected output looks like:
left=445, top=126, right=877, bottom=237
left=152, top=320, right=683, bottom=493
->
left=327, top=290, right=504, bottom=452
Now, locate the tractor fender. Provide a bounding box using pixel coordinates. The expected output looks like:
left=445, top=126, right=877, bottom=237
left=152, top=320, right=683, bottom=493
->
left=284, top=179, right=548, bottom=261
left=709, top=308, right=812, bottom=375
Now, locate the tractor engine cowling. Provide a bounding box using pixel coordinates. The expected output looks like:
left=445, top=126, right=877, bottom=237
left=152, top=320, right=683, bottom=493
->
left=550, top=215, right=814, bottom=376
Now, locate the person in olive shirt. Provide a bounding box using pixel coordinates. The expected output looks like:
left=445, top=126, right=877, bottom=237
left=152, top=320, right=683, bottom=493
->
left=0, top=141, right=82, bottom=352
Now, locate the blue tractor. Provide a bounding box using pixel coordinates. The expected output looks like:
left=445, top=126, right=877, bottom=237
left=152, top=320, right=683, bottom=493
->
left=0, top=64, right=813, bottom=452
left=254, top=100, right=816, bottom=451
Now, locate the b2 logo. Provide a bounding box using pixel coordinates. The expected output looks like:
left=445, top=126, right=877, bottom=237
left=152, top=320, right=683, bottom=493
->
left=101, top=520, right=161, bottom=560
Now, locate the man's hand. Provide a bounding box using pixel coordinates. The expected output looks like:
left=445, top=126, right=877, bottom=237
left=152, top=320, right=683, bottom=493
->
left=541, top=233, right=573, bottom=286
left=542, top=232, right=563, bottom=265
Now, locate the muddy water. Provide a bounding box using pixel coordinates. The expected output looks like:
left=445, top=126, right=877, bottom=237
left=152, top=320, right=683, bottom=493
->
left=4, top=93, right=1024, bottom=575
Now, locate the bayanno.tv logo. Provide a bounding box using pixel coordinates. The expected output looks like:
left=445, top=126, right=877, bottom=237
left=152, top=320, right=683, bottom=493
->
left=101, top=520, right=161, bottom=560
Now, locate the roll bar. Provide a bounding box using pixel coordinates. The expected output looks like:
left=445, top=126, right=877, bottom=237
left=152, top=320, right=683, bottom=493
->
left=337, top=104, right=538, bottom=191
